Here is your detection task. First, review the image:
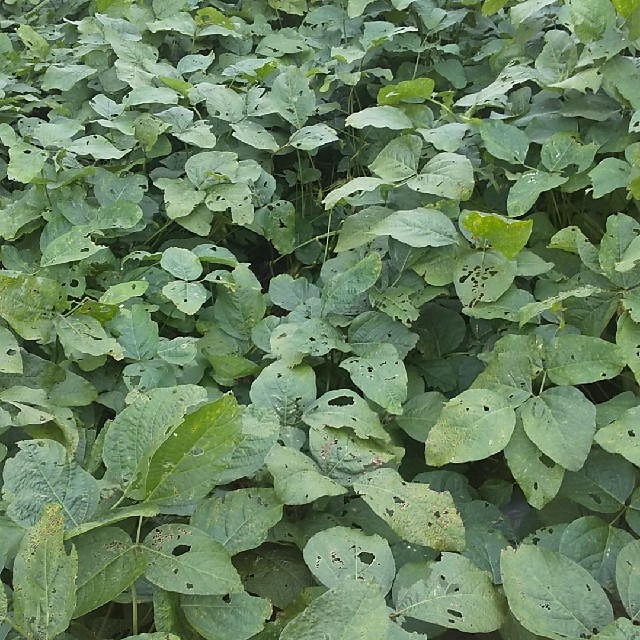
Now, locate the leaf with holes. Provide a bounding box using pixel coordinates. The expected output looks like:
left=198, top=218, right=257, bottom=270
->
left=454, top=251, right=516, bottom=307
left=353, top=468, right=465, bottom=551
left=12, top=505, right=78, bottom=640
left=340, top=343, right=407, bottom=415
left=594, top=405, right=640, bottom=467
left=395, top=553, right=506, bottom=633
left=303, top=526, right=395, bottom=594
left=142, top=524, right=242, bottom=595
left=425, top=389, right=516, bottom=466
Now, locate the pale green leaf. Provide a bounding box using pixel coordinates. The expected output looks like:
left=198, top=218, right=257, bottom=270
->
left=479, top=120, right=529, bottom=164
left=369, top=135, right=422, bottom=182
left=594, top=405, right=640, bottom=467
left=407, top=152, right=474, bottom=200
left=0, top=326, right=22, bottom=374
left=372, top=207, right=459, bottom=248
left=40, top=226, right=101, bottom=267
left=507, top=171, right=567, bottom=217
left=345, top=106, right=413, bottom=130
left=616, top=539, right=640, bottom=621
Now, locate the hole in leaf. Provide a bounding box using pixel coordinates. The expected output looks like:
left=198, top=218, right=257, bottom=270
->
left=172, top=544, right=191, bottom=557
left=358, top=551, right=375, bottom=565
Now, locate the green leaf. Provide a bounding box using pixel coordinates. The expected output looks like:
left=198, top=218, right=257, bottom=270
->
left=182, top=591, right=272, bottom=640
left=323, top=177, right=385, bottom=209
left=372, top=208, right=459, bottom=248
left=369, top=135, right=422, bottom=182
left=155, top=178, right=207, bottom=219
left=303, top=526, right=395, bottom=594
left=74, top=527, right=147, bottom=617
left=279, top=579, right=389, bottom=640
left=321, top=253, right=381, bottom=316
left=302, top=390, right=389, bottom=441
left=613, top=0, right=640, bottom=18
left=55, top=314, right=124, bottom=360
left=504, top=418, right=565, bottom=509
left=595, top=405, right=640, bottom=467
left=12, top=505, right=78, bottom=640
left=462, top=211, right=532, bottom=259
left=41, top=64, right=95, bottom=91
left=142, top=524, right=243, bottom=595
left=594, top=617, right=639, bottom=639
left=232, top=120, right=279, bottom=152
left=519, top=386, right=595, bottom=472
left=160, top=247, right=203, bottom=281
left=425, top=389, right=516, bottom=466
left=270, top=318, right=349, bottom=365
left=250, top=361, right=316, bottom=427
left=185, top=151, right=238, bottom=189
left=616, top=539, right=640, bottom=621
left=545, top=334, right=626, bottom=385
left=8, top=142, right=48, bottom=183
left=535, top=30, right=578, bottom=85
left=377, top=78, right=435, bottom=105
left=599, top=213, right=640, bottom=288
left=567, top=0, right=617, bottom=42
left=340, top=343, right=407, bottom=415
left=560, top=449, right=637, bottom=513
left=40, top=226, right=101, bottom=267
left=144, top=395, right=242, bottom=505
left=108, top=304, right=160, bottom=361
left=479, top=120, right=529, bottom=164
left=482, top=0, right=509, bottom=15
left=270, top=66, right=316, bottom=128
left=406, top=153, right=475, bottom=200
left=0, top=326, right=22, bottom=374
left=191, top=488, right=283, bottom=556
left=3, top=439, right=100, bottom=530
left=559, top=516, right=633, bottom=593
left=540, top=133, right=597, bottom=173
left=589, top=159, right=632, bottom=198
left=102, top=385, right=207, bottom=494
left=289, top=124, right=338, bottom=151
left=346, top=106, right=413, bottom=130
left=501, top=545, right=614, bottom=639
left=353, top=468, right=465, bottom=551
left=0, top=274, right=64, bottom=342
left=395, top=553, right=506, bottom=633
left=162, top=281, right=208, bottom=315
left=100, top=281, right=149, bottom=305
left=454, top=250, right=516, bottom=307
left=67, top=135, right=129, bottom=159
left=507, top=170, right=567, bottom=217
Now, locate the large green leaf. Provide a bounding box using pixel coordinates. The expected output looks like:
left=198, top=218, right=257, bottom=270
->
left=406, top=153, right=475, bottom=200
left=321, top=253, right=382, bottom=316
left=144, top=395, right=241, bottom=505
left=142, top=524, right=243, bottom=595
left=454, top=250, right=516, bottom=307
left=616, top=539, right=640, bottom=621
left=279, top=579, right=389, bottom=640
left=12, top=505, right=78, bottom=640
left=519, top=386, right=596, bottom=472
left=102, top=385, right=207, bottom=494
left=395, top=553, right=506, bottom=633
left=545, top=334, right=626, bottom=385
left=74, top=527, right=147, bottom=617
left=182, top=592, right=272, bottom=640
left=425, top=389, right=516, bottom=465
left=372, top=208, right=459, bottom=248
left=461, top=211, right=532, bottom=259
left=369, top=135, right=422, bottom=182
left=3, top=439, right=100, bottom=530
left=595, top=404, right=640, bottom=467
left=265, top=445, right=347, bottom=504
left=353, top=468, right=465, bottom=551
left=501, top=545, right=614, bottom=639
left=0, top=274, right=64, bottom=342
left=339, top=343, right=407, bottom=414
left=303, top=526, right=395, bottom=594
left=479, top=120, right=529, bottom=164
left=190, top=488, right=283, bottom=556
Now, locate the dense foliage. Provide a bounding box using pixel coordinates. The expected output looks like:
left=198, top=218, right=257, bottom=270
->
left=1, top=0, right=640, bottom=638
